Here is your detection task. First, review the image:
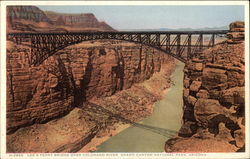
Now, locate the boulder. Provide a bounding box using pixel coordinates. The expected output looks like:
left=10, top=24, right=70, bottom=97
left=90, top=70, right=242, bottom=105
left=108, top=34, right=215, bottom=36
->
left=234, top=127, right=245, bottom=148
left=202, top=68, right=227, bottom=90
left=193, top=128, right=215, bottom=139
left=219, top=87, right=244, bottom=106
left=227, top=70, right=245, bottom=88
left=215, top=123, right=234, bottom=141
left=194, top=99, right=224, bottom=127
left=183, top=78, right=190, bottom=88
left=190, top=80, right=202, bottom=92
left=178, top=121, right=197, bottom=137
left=187, top=95, right=197, bottom=105
left=187, top=62, right=203, bottom=72
left=196, top=89, right=209, bottom=99
left=183, top=88, right=189, bottom=98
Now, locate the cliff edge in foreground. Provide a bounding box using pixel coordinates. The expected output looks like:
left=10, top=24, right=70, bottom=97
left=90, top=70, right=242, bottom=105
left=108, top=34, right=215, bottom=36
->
left=165, top=21, right=245, bottom=152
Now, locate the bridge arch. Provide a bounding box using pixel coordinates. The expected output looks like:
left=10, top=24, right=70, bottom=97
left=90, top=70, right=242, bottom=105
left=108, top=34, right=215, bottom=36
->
left=7, top=31, right=228, bottom=66
left=35, top=38, right=185, bottom=65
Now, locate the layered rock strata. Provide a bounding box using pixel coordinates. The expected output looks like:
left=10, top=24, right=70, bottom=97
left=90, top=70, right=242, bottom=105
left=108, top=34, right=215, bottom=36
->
left=165, top=21, right=245, bottom=152
left=7, top=6, right=115, bottom=32
left=7, top=6, right=52, bottom=24
left=227, top=21, right=244, bottom=44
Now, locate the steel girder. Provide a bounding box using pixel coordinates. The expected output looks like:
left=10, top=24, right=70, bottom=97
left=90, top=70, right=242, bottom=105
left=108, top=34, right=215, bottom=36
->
left=7, top=30, right=228, bottom=66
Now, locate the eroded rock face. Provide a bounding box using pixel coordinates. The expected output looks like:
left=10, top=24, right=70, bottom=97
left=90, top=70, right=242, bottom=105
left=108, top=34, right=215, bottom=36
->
left=165, top=21, right=245, bottom=152
left=6, top=40, right=172, bottom=134
left=227, top=21, right=244, bottom=44
left=7, top=58, right=176, bottom=152
left=6, top=6, right=115, bottom=32
left=7, top=6, right=52, bottom=23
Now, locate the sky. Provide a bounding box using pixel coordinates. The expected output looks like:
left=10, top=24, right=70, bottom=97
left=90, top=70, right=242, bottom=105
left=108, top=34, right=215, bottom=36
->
left=38, top=5, right=244, bottom=30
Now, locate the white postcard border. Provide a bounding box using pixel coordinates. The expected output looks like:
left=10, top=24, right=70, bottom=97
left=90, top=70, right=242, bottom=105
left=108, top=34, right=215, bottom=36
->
left=0, top=1, right=249, bottom=159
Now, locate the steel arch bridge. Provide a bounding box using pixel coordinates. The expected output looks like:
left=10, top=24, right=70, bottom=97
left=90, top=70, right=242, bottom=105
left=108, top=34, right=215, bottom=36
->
left=7, top=30, right=228, bottom=66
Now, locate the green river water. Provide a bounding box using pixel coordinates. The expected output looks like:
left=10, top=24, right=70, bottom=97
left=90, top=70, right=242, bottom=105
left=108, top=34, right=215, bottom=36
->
left=96, top=62, right=184, bottom=152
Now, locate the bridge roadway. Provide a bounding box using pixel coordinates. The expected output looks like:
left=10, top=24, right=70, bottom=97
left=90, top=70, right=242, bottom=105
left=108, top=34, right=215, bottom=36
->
left=7, top=30, right=228, bottom=65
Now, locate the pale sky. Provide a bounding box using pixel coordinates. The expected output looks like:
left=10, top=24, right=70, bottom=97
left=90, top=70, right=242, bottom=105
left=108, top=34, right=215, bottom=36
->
left=38, top=5, right=244, bottom=30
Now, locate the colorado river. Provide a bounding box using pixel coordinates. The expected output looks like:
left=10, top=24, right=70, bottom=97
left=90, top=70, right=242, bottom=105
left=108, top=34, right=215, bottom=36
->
left=96, top=62, right=184, bottom=152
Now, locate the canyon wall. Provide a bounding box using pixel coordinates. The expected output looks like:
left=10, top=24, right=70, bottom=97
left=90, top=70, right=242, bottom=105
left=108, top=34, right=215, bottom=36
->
left=6, top=40, right=172, bottom=134
left=165, top=21, right=245, bottom=152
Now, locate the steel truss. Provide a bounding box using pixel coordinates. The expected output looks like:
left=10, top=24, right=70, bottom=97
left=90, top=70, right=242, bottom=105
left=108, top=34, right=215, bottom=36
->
left=7, top=30, right=228, bottom=65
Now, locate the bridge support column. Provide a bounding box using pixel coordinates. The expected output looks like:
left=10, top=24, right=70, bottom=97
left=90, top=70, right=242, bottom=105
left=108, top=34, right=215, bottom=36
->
left=176, top=34, right=181, bottom=55
left=156, top=34, right=160, bottom=46
left=199, top=34, right=203, bottom=51
left=187, top=34, right=192, bottom=58
left=166, top=34, right=170, bottom=51
left=211, top=34, right=215, bottom=47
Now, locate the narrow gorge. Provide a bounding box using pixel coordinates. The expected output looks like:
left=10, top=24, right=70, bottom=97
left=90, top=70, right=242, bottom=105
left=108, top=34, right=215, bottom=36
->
left=6, top=40, right=176, bottom=152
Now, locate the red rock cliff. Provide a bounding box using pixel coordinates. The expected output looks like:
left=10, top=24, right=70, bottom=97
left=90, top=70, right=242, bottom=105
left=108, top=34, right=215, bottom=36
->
left=7, top=6, right=115, bottom=32
left=165, top=21, right=245, bottom=152
left=7, top=6, right=52, bottom=23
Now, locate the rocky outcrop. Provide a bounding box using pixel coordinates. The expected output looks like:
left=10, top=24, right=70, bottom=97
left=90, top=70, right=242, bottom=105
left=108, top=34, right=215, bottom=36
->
left=227, top=21, right=244, bottom=44
left=7, top=6, right=115, bottom=32
left=7, top=6, right=52, bottom=23
left=165, top=21, right=245, bottom=152
left=7, top=6, right=54, bottom=32
left=6, top=40, right=173, bottom=134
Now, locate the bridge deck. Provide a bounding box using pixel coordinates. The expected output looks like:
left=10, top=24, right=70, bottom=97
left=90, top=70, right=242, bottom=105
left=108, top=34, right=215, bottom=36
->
left=7, top=30, right=228, bottom=65
left=7, top=30, right=229, bottom=35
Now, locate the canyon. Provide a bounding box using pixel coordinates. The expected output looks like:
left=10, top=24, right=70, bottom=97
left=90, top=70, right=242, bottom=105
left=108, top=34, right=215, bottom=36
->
left=5, top=6, right=245, bottom=153
left=6, top=40, right=176, bottom=152
left=6, top=6, right=179, bottom=152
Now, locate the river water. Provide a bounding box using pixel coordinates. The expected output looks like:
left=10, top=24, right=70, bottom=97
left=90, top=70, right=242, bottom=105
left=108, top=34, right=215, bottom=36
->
left=96, top=62, right=184, bottom=152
